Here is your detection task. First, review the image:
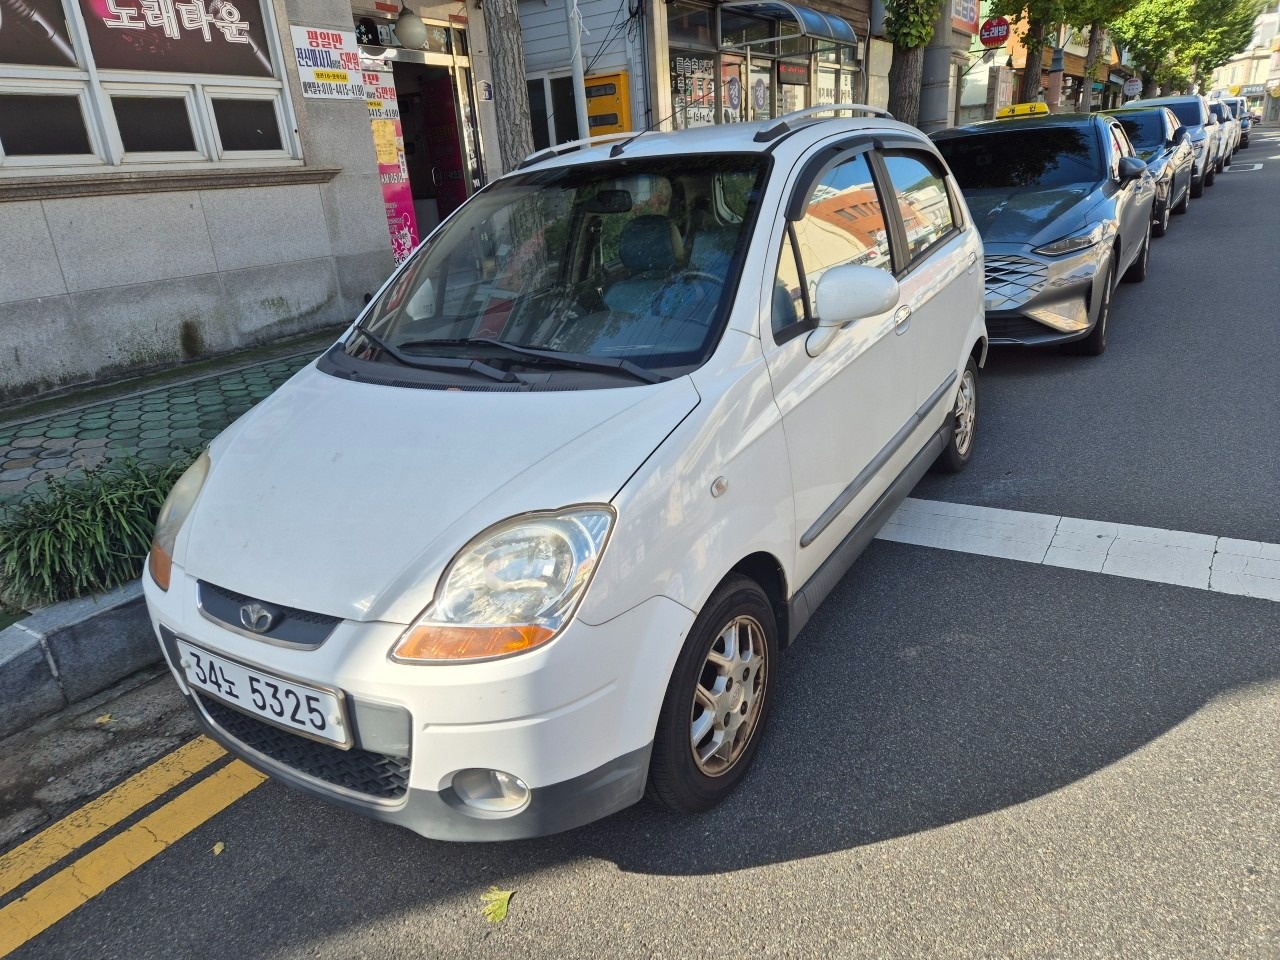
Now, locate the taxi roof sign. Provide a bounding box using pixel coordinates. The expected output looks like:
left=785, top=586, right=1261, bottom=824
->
left=996, top=102, right=1051, bottom=119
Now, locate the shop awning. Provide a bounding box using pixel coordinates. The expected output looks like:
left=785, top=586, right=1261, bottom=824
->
left=718, top=1, right=858, bottom=47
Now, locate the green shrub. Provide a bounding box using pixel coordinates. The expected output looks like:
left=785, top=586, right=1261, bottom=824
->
left=0, top=453, right=197, bottom=609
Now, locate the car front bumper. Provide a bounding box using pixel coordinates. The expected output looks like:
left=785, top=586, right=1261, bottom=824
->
left=144, top=566, right=694, bottom=841
left=982, top=242, right=1108, bottom=346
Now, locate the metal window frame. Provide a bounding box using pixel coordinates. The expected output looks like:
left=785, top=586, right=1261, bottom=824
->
left=0, top=0, right=301, bottom=174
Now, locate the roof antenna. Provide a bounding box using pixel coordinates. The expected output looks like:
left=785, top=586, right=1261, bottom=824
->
left=610, top=84, right=717, bottom=157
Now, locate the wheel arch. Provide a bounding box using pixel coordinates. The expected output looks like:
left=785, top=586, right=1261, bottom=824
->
left=727, top=552, right=791, bottom=647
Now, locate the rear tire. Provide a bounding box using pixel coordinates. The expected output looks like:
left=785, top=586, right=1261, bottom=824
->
left=647, top=575, right=778, bottom=813
left=933, top=358, right=979, bottom=474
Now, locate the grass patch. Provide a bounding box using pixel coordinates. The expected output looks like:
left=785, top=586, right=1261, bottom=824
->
left=0, top=453, right=197, bottom=609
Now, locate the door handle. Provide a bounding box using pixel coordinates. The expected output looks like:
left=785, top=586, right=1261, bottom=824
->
left=894, top=304, right=912, bottom=335
left=431, top=166, right=442, bottom=187
left=967, top=251, right=978, bottom=275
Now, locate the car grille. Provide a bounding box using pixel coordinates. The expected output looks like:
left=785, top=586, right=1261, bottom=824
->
left=198, top=694, right=411, bottom=801
left=984, top=255, right=1048, bottom=310
left=984, top=315, right=1060, bottom=342
left=197, top=581, right=342, bottom=648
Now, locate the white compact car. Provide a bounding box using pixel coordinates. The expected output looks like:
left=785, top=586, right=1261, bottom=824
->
left=144, top=107, right=987, bottom=841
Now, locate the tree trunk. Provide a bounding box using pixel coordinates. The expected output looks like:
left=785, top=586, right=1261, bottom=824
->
left=1076, top=23, right=1104, bottom=111
left=483, top=0, right=535, bottom=173
left=888, top=43, right=926, bottom=127
left=1016, top=19, right=1046, bottom=104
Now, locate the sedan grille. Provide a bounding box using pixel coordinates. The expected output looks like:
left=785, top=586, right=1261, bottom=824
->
left=984, top=255, right=1048, bottom=310
left=198, top=694, right=411, bottom=801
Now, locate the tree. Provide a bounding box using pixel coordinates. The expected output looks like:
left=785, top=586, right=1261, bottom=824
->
left=483, top=0, right=535, bottom=172
left=1110, top=0, right=1263, bottom=96
left=885, top=0, right=948, bottom=126
left=991, top=0, right=1071, bottom=103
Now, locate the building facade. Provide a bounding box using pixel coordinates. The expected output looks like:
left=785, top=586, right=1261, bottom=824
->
left=0, top=0, right=506, bottom=402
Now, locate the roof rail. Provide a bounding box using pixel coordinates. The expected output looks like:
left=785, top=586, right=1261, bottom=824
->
left=516, top=132, right=646, bottom=170
left=753, top=104, right=896, bottom=143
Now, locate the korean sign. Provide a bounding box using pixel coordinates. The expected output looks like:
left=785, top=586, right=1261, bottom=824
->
left=671, top=52, right=716, bottom=130
left=77, top=0, right=273, bottom=75
left=363, top=68, right=419, bottom=263
left=291, top=26, right=364, bottom=99
left=950, top=0, right=980, bottom=35
left=1, top=0, right=77, bottom=67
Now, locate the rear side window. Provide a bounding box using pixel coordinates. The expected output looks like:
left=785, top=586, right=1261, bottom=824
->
left=772, top=151, right=892, bottom=341
left=880, top=152, right=958, bottom=263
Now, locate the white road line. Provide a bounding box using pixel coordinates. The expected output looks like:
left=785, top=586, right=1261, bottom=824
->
left=876, top=498, right=1280, bottom=601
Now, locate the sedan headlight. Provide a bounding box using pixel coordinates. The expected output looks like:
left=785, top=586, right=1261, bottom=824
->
left=392, top=506, right=614, bottom=663
left=148, top=451, right=211, bottom=591
left=1033, top=221, right=1114, bottom=257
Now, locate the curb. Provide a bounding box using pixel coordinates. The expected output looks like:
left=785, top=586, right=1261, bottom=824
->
left=0, top=581, right=158, bottom=739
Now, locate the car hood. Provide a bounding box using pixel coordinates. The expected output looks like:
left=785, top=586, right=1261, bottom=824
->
left=181, top=363, right=700, bottom=623
left=962, top=183, right=1101, bottom=246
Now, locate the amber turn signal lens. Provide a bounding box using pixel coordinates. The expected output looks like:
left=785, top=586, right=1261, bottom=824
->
left=393, top=623, right=555, bottom=662
left=148, top=541, right=173, bottom=592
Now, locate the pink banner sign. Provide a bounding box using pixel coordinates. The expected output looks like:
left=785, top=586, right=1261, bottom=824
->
left=364, top=69, right=419, bottom=263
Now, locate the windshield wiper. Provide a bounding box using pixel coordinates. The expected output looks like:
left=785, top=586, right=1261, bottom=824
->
left=401, top=337, right=667, bottom=385
left=349, top=324, right=519, bottom=383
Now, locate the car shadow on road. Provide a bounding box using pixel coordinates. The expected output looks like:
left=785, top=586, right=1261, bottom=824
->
left=38, top=541, right=1279, bottom=960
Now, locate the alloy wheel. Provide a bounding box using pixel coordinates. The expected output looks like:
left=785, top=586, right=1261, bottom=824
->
left=954, top=369, right=977, bottom=456
left=690, top=615, right=768, bottom=777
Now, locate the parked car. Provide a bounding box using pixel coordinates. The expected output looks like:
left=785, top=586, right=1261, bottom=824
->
left=1222, top=96, right=1253, bottom=147
left=143, top=107, right=988, bottom=840
left=933, top=111, right=1154, bottom=356
left=1138, top=95, right=1217, bottom=196
left=1208, top=100, right=1239, bottom=160
left=1104, top=105, right=1194, bottom=236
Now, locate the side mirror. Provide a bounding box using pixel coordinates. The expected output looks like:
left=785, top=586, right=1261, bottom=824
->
left=1171, top=125, right=1188, bottom=146
left=806, top=264, right=900, bottom=357
left=1117, top=156, right=1146, bottom=182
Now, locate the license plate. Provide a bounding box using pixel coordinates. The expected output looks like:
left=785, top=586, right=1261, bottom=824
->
left=176, top=640, right=349, bottom=748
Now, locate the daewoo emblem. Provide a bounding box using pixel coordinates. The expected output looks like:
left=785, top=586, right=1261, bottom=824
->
left=240, top=603, right=275, bottom=634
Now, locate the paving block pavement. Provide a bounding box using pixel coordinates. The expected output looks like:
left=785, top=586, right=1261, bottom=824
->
left=0, top=352, right=317, bottom=504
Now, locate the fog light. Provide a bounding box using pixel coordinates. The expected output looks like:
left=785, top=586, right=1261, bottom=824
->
left=451, top=769, right=531, bottom=813
left=1025, top=298, right=1089, bottom=332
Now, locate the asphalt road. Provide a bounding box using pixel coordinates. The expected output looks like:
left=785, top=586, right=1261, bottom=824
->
left=9, top=130, right=1280, bottom=960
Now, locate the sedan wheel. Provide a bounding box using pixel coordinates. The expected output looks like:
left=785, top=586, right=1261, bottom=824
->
left=1068, top=256, right=1113, bottom=357
left=648, top=575, right=778, bottom=812
left=1153, top=199, right=1170, bottom=237
left=1173, top=181, right=1191, bottom=215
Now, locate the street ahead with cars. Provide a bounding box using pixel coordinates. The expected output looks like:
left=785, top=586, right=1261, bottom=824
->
left=3, top=114, right=1277, bottom=960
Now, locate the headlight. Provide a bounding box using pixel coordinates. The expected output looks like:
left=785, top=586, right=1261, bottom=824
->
left=1192, top=140, right=1205, bottom=154
left=148, top=451, right=211, bottom=591
left=392, top=506, right=614, bottom=663
left=1033, top=221, right=1113, bottom=257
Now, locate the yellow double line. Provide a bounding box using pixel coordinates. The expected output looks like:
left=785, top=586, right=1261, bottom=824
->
left=0, top=737, right=266, bottom=957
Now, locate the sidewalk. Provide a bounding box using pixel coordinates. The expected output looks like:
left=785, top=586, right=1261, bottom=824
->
left=0, top=331, right=340, bottom=504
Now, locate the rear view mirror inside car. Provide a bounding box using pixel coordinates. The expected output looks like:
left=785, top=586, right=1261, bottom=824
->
left=581, top=189, right=633, bottom=213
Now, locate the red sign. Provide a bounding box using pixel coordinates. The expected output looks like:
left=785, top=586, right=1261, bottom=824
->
left=980, top=16, right=1011, bottom=48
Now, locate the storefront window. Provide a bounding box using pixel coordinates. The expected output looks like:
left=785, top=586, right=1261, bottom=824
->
left=748, top=60, right=773, bottom=121
left=671, top=50, right=716, bottom=129
left=668, top=0, right=714, bottom=48
left=0, top=0, right=296, bottom=171
left=721, top=12, right=771, bottom=47
left=721, top=57, right=745, bottom=123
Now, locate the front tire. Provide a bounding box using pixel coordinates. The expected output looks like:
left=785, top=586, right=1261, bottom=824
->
left=1122, top=225, right=1150, bottom=283
left=647, top=575, right=778, bottom=813
left=1191, top=174, right=1205, bottom=199
left=933, top=358, right=978, bottom=474
left=1173, top=181, right=1191, bottom=214
left=1068, top=256, right=1114, bottom=357
left=1153, top=199, right=1170, bottom=237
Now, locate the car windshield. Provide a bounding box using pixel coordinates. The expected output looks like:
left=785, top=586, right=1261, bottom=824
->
left=934, top=126, right=1103, bottom=190
left=346, top=153, right=767, bottom=378
left=1167, top=102, right=1204, bottom=126
left=1116, top=113, right=1165, bottom=148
